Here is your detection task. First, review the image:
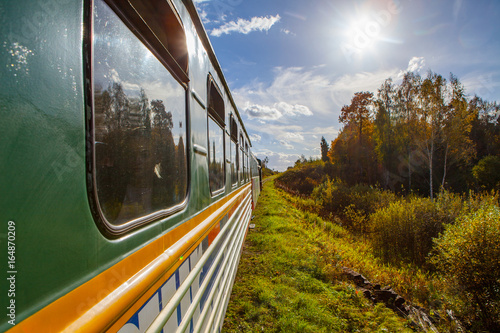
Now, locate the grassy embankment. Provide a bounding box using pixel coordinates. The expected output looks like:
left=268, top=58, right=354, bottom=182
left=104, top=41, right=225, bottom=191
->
left=222, top=178, right=414, bottom=332
left=273, top=161, right=500, bottom=332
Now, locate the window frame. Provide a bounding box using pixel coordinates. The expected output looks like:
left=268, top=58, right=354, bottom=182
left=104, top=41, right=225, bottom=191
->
left=85, top=0, right=190, bottom=237
left=104, top=0, right=189, bottom=85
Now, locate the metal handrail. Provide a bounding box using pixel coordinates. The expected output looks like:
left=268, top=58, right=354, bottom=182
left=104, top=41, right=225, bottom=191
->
left=199, top=204, right=251, bottom=332
left=179, top=196, right=251, bottom=333
left=145, top=192, right=251, bottom=332
left=192, top=202, right=251, bottom=333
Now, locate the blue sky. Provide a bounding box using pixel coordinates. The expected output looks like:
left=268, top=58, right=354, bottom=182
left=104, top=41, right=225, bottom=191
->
left=194, top=0, right=500, bottom=171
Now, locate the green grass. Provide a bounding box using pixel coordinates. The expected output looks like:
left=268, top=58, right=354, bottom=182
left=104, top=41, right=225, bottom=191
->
left=223, top=179, right=413, bottom=332
left=280, top=187, right=447, bottom=310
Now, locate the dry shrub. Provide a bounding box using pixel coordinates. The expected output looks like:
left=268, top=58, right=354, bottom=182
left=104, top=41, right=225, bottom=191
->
left=431, top=203, right=500, bottom=331
left=311, top=179, right=397, bottom=232
left=276, top=163, right=326, bottom=196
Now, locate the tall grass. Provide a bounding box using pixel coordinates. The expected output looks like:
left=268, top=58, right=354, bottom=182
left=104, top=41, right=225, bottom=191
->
left=275, top=163, right=326, bottom=196
left=223, top=180, right=413, bottom=332
left=280, top=187, right=445, bottom=310
left=285, top=175, right=500, bottom=331
left=370, top=195, right=453, bottom=267
left=370, top=190, right=499, bottom=268
left=311, top=178, right=397, bottom=233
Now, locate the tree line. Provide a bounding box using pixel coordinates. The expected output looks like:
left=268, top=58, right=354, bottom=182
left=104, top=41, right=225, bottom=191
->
left=324, top=70, right=500, bottom=197
left=279, top=70, right=500, bottom=331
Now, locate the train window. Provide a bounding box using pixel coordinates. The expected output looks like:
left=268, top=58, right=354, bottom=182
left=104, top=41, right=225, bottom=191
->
left=207, top=78, right=225, bottom=194
left=230, top=116, right=238, bottom=186
left=251, top=156, right=258, bottom=178
left=91, top=0, right=188, bottom=231
left=246, top=143, right=250, bottom=180
left=239, top=134, right=244, bottom=183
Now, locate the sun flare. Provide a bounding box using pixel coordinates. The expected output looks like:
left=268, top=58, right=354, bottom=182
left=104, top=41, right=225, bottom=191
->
left=344, top=14, right=381, bottom=53
left=339, top=2, right=402, bottom=62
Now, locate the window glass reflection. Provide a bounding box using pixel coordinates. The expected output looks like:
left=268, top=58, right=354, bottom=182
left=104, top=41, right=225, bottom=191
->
left=231, top=140, right=238, bottom=186
left=93, top=0, right=188, bottom=226
left=239, top=135, right=244, bottom=183
left=208, top=116, right=225, bottom=194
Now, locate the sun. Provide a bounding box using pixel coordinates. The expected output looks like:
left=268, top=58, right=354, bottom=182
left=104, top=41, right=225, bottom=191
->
left=338, top=2, right=402, bottom=62
left=344, top=14, right=380, bottom=53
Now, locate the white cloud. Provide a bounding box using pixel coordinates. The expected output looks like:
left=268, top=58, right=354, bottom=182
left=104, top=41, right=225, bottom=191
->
left=236, top=58, right=427, bottom=170
left=461, top=70, right=500, bottom=101
left=235, top=66, right=401, bottom=120
left=246, top=123, right=304, bottom=142
left=235, top=67, right=332, bottom=120
left=198, top=9, right=210, bottom=24
left=284, top=132, right=305, bottom=142
left=275, top=102, right=313, bottom=117
left=244, top=103, right=282, bottom=121
left=311, top=126, right=339, bottom=140
left=280, top=28, right=296, bottom=36
left=249, top=133, right=262, bottom=143
left=243, top=101, right=312, bottom=121
left=211, top=14, right=281, bottom=37
left=406, top=56, right=426, bottom=73
left=331, top=69, right=402, bottom=95
left=279, top=140, right=295, bottom=150
left=453, top=0, right=464, bottom=21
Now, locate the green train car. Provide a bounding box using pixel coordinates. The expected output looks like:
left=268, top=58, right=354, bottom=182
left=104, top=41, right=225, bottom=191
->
left=0, top=0, right=262, bottom=331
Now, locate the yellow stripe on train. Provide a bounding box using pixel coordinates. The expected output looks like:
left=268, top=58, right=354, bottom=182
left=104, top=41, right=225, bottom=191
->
left=7, top=186, right=251, bottom=333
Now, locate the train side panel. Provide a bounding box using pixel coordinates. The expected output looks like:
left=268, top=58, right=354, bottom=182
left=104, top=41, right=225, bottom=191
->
left=0, top=0, right=259, bottom=332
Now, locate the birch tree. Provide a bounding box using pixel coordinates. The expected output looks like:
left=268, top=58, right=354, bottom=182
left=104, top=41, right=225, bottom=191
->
left=418, top=72, right=447, bottom=199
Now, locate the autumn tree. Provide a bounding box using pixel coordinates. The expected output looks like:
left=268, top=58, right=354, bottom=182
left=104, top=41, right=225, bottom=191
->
left=470, top=97, right=500, bottom=159
left=416, top=71, right=448, bottom=199
left=320, top=136, right=330, bottom=162
left=139, top=88, right=151, bottom=129
left=393, top=72, right=422, bottom=192
left=472, top=155, right=500, bottom=190
left=440, top=74, right=475, bottom=189
left=295, top=154, right=307, bottom=167
left=335, top=92, right=377, bottom=184
left=374, top=79, right=398, bottom=189
left=328, top=125, right=353, bottom=181
left=262, top=156, right=269, bottom=169
left=339, top=91, right=373, bottom=146
left=327, top=70, right=498, bottom=194
left=111, top=82, right=129, bottom=128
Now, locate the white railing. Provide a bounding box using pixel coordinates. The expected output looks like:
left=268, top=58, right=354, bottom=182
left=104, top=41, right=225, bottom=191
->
left=146, top=191, right=252, bottom=333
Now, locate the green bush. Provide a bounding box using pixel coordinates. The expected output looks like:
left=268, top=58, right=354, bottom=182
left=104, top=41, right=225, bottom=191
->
left=465, top=189, right=500, bottom=211
left=311, top=179, right=397, bottom=232
left=472, top=155, right=500, bottom=191
left=431, top=204, right=500, bottom=331
left=276, top=163, right=326, bottom=195
left=311, top=179, right=349, bottom=215
left=369, top=191, right=468, bottom=267
left=370, top=197, right=439, bottom=266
